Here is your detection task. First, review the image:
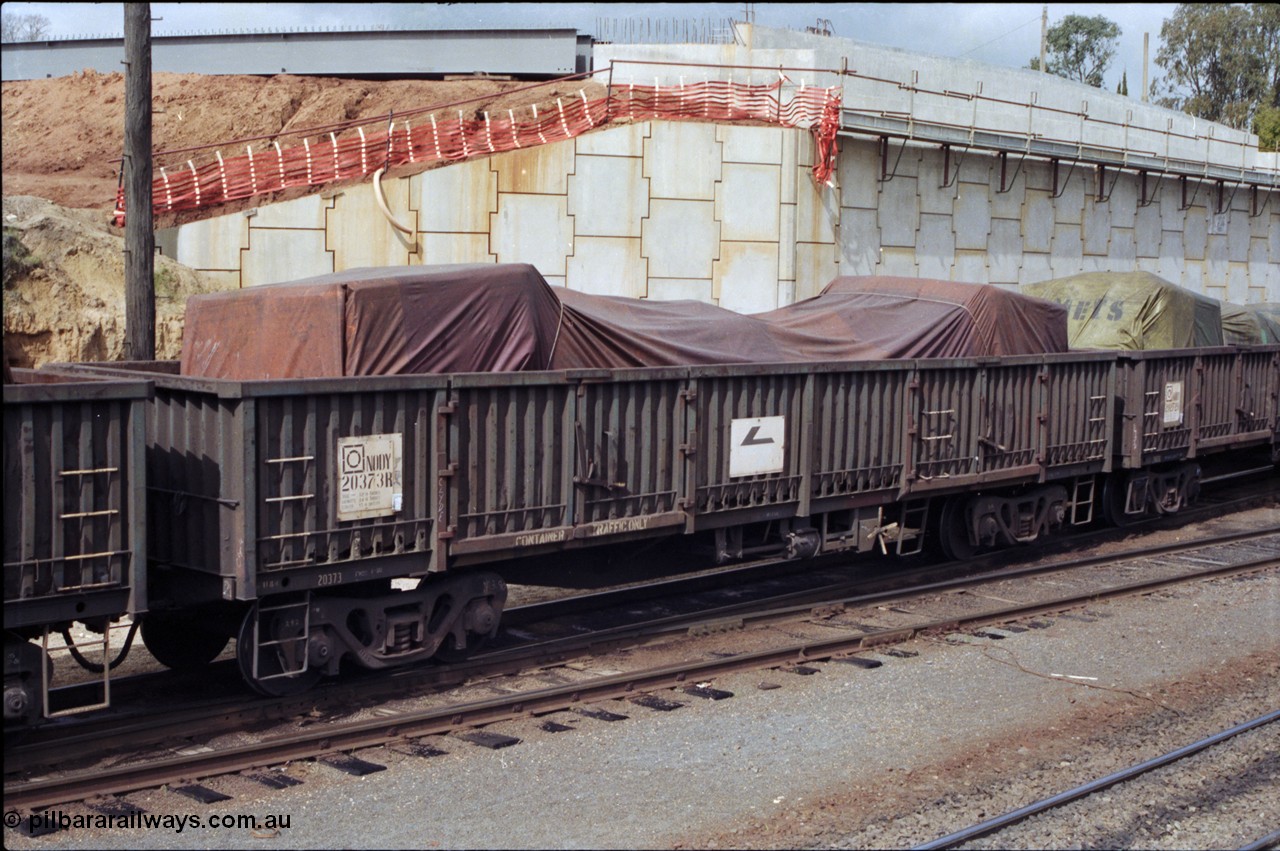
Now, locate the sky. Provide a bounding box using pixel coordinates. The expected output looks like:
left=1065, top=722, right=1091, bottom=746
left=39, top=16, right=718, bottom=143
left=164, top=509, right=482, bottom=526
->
left=3, top=3, right=1178, bottom=93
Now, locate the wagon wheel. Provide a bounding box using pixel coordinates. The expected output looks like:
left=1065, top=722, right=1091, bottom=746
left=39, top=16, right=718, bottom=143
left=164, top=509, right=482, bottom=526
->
left=936, top=497, right=976, bottom=561
left=1101, top=474, right=1140, bottom=528
left=235, top=606, right=322, bottom=698
left=141, top=614, right=229, bottom=671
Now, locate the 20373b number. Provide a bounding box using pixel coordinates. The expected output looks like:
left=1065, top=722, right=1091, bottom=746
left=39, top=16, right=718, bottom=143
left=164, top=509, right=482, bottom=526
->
left=316, top=571, right=342, bottom=587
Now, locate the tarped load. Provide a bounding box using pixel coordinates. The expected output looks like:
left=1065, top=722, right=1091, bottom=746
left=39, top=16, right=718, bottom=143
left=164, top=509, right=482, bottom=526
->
left=182, top=264, right=787, bottom=380
left=181, top=265, right=1073, bottom=381
left=182, top=265, right=564, bottom=379
left=1023, top=271, right=1224, bottom=350
left=756, top=276, right=1070, bottom=358
left=1220, top=302, right=1280, bottom=345
left=549, top=288, right=787, bottom=368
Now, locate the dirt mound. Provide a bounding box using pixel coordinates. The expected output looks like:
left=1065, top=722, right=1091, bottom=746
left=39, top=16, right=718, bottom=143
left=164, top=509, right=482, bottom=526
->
left=3, top=195, right=234, bottom=368
left=3, top=70, right=610, bottom=370
left=2, top=69, right=601, bottom=213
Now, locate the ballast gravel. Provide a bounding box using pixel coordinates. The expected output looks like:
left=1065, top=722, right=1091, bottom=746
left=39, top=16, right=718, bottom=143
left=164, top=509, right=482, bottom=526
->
left=6, top=509, right=1278, bottom=851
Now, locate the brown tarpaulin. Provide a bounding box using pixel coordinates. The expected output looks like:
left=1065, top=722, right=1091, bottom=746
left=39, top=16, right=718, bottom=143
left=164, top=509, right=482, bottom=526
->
left=182, top=265, right=564, bottom=379
left=756, top=276, right=1069, bottom=358
left=181, top=265, right=1070, bottom=380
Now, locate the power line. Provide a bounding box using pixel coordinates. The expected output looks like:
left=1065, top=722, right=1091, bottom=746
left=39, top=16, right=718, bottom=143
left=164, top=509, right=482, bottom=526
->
left=958, top=14, right=1041, bottom=58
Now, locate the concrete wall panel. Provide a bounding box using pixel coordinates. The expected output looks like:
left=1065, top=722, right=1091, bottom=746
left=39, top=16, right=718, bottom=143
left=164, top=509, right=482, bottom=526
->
left=241, top=228, right=331, bottom=287
left=718, top=125, right=784, bottom=165
left=494, top=143, right=575, bottom=195
left=420, top=233, right=494, bottom=266
left=1183, top=210, right=1208, bottom=261
left=491, top=193, right=573, bottom=274
left=916, top=214, right=955, bottom=280
left=836, top=207, right=878, bottom=276
left=794, top=242, right=838, bottom=300
left=415, top=160, right=496, bottom=233
left=715, top=242, right=779, bottom=311
left=1049, top=224, right=1083, bottom=278
left=1020, top=252, right=1053, bottom=285
left=988, top=218, right=1023, bottom=285
left=917, top=152, right=957, bottom=216
left=648, top=278, right=714, bottom=303
left=642, top=199, right=719, bottom=279
left=953, top=187, right=991, bottom=250
left=795, top=172, right=838, bottom=244
left=175, top=214, right=249, bottom=271
left=644, top=122, right=720, bottom=200
left=575, top=121, right=648, bottom=157
left=1134, top=203, right=1162, bottom=258
left=990, top=177, right=1025, bottom=220
left=567, top=237, right=647, bottom=298
left=328, top=181, right=417, bottom=270
left=1109, top=228, right=1136, bottom=265
left=952, top=249, right=988, bottom=283
left=250, top=194, right=327, bottom=229
left=878, top=177, right=920, bottom=248
left=1021, top=190, right=1055, bottom=253
left=1053, top=174, right=1085, bottom=226
left=568, top=154, right=648, bottom=238
left=716, top=163, right=781, bottom=242
left=1082, top=199, right=1111, bottom=256
left=878, top=247, right=918, bottom=277
left=1226, top=212, right=1251, bottom=262
left=837, top=146, right=879, bottom=209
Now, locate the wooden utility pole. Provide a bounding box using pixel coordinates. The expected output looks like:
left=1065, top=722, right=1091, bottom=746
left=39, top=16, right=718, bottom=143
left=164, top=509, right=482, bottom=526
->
left=1142, top=32, right=1150, bottom=103
left=123, top=3, right=154, bottom=361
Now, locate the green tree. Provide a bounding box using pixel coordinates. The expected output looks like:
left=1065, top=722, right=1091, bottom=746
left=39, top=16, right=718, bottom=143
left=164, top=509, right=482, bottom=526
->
left=1027, top=14, right=1121, bottom=88
left=1153, top=3, right=1276, bottom=130
left=1255, top=105, right=1280, bottom=152
left=1117, top=70, right=1129, bottom=96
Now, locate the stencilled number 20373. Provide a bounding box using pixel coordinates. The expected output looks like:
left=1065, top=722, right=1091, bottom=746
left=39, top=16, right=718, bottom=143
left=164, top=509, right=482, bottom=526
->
left=316, top=572, right=342, bottom=587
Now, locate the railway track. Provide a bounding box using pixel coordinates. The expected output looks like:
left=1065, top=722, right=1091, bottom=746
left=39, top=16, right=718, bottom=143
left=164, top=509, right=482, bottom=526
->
left=15, top=473, right=1274, bottom=742
left=5, top=522, right=1276, bottom=815
left=914, top=710, right=1280, bottom=850
left=9, top=477, right=1275, bottom=758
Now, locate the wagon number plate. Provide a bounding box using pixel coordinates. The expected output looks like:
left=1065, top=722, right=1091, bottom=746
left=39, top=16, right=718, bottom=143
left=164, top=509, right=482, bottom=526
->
left=337, top=433, right=403, bottom=521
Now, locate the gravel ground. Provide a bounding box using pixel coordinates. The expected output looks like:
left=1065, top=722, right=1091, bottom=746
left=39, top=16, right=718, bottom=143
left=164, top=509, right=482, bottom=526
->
left=6, top=511, right=1278, bottom=850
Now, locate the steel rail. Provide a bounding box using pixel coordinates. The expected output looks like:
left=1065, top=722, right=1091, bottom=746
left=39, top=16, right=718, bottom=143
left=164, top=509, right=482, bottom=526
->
left=8, top=521, right=1278, bottom=772
left=5, top=551, right=1275, bottom=813
left=914, top=709, right=1280, bottom=850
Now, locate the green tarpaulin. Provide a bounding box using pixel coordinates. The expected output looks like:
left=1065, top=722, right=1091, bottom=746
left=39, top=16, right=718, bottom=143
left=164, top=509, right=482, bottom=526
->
left=1221, top=302, right=1280, bottom=345
left=1023, top=271, right=1223, bottom=350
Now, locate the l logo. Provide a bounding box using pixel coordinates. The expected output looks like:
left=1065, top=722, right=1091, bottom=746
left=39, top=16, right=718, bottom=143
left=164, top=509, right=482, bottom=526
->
left=741, top=426, right=775, bottom=446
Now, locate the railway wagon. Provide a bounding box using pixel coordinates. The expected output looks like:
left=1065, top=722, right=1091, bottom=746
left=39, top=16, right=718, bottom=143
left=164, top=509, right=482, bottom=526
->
left=25, top=345, right=1280, bottom=703
left=3, top=374, right=151, bottom=721
left=1106, top=346, right=1280, bottom=522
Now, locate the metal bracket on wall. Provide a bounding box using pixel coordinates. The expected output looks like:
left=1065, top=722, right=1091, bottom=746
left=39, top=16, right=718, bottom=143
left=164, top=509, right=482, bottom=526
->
left=879, top=135, right=908, bottom=182
left=1179, top=175, right=1203, bottom=211
left=1250, top=184, right=1274, bottom=218
left=996, top=150, right=1025, bottom=194
left=1095, top=164, right=1121, bottom=203
left=1049, top=158, right=1079, bottom=199
left=939, top=143, right=967, bottom=189
left=1216, top=180, right=1240, bottom=216
left=1137, top=171, right=1156, bottom=208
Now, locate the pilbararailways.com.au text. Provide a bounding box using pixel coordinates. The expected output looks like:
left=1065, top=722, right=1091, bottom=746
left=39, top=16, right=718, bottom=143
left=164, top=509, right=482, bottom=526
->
left=8, top=809, right=291, bottom=834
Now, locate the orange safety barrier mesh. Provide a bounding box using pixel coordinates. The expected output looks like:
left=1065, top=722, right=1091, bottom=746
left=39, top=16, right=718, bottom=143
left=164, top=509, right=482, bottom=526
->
left=114, top=78, right=842, bottom=225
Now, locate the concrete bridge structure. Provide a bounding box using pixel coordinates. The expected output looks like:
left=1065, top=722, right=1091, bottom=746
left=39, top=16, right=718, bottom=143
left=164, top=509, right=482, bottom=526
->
left=155, top=24, right=1279, bottom=307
